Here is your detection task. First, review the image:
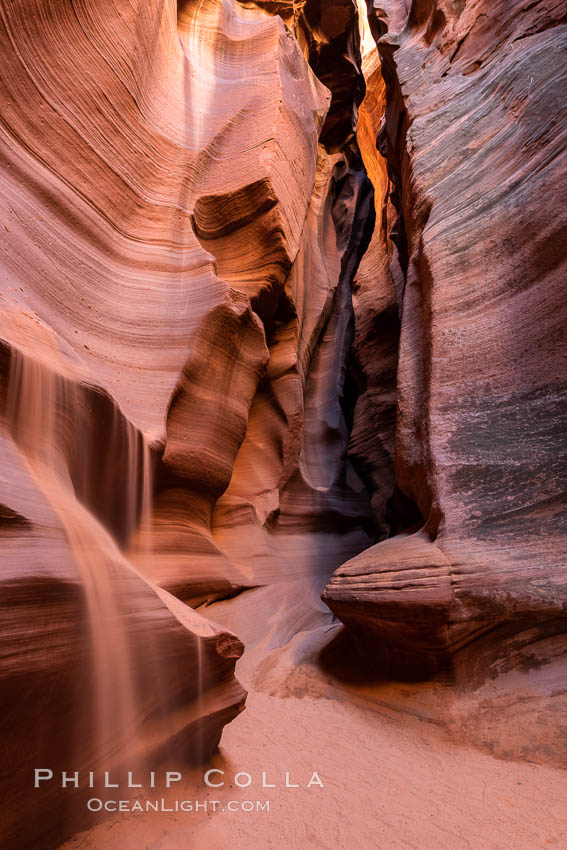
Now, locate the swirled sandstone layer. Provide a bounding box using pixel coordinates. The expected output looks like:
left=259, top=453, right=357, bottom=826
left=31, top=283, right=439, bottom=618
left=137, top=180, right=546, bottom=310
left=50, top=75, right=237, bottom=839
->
left=323, top=0, right=567, bottom=760
left=0, top=0, right=342, bottom=846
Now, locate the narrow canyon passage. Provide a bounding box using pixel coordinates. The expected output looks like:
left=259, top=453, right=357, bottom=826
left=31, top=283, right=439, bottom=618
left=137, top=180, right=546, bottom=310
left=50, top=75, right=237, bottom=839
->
left=1, top=0, right=566, bottom=848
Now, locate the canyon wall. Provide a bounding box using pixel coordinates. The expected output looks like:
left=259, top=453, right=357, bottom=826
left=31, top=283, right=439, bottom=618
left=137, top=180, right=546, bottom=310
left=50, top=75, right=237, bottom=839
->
left=0, top=0, right=374, bottom=846
left=324, top=0, right=567, bottom=759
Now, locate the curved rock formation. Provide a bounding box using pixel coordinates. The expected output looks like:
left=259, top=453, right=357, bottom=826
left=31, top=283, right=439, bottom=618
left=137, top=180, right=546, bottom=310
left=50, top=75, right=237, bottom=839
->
left=0, top=0, right=330, bottom=844
left=0, top=0, right=373, bottom=846
left=1, top=0, right=566, bottom=845
left=324, top=0, right=567, bottom=692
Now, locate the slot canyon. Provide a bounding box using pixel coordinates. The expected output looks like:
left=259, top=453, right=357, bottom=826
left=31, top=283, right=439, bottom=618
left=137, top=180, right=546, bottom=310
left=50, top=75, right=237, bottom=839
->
left=0, top=0, right=566, bottom=848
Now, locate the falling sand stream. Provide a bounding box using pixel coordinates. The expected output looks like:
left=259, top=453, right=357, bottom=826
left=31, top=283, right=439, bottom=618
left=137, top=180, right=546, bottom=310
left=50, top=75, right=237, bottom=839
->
left=6, top=344, right=155, bottom=769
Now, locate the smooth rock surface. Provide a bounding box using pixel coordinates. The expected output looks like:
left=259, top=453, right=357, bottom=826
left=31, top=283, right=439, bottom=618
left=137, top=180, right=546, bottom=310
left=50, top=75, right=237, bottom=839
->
left=324, top=0, right=567, bottom=756
left=0, top=0, right=373, bottom=846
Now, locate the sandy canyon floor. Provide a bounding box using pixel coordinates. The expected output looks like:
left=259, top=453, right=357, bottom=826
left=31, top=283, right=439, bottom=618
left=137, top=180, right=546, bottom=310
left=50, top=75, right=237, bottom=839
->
left=61, top=583, right=567, bottom=850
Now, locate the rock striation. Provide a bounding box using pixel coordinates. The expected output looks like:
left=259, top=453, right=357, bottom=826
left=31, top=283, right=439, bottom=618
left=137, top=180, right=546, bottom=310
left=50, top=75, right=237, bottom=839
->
left=0, top=0, right=374, bottom=846
left=0, top=0, right=330, bottom=844
left=324, top=0, right=567, bottom=695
